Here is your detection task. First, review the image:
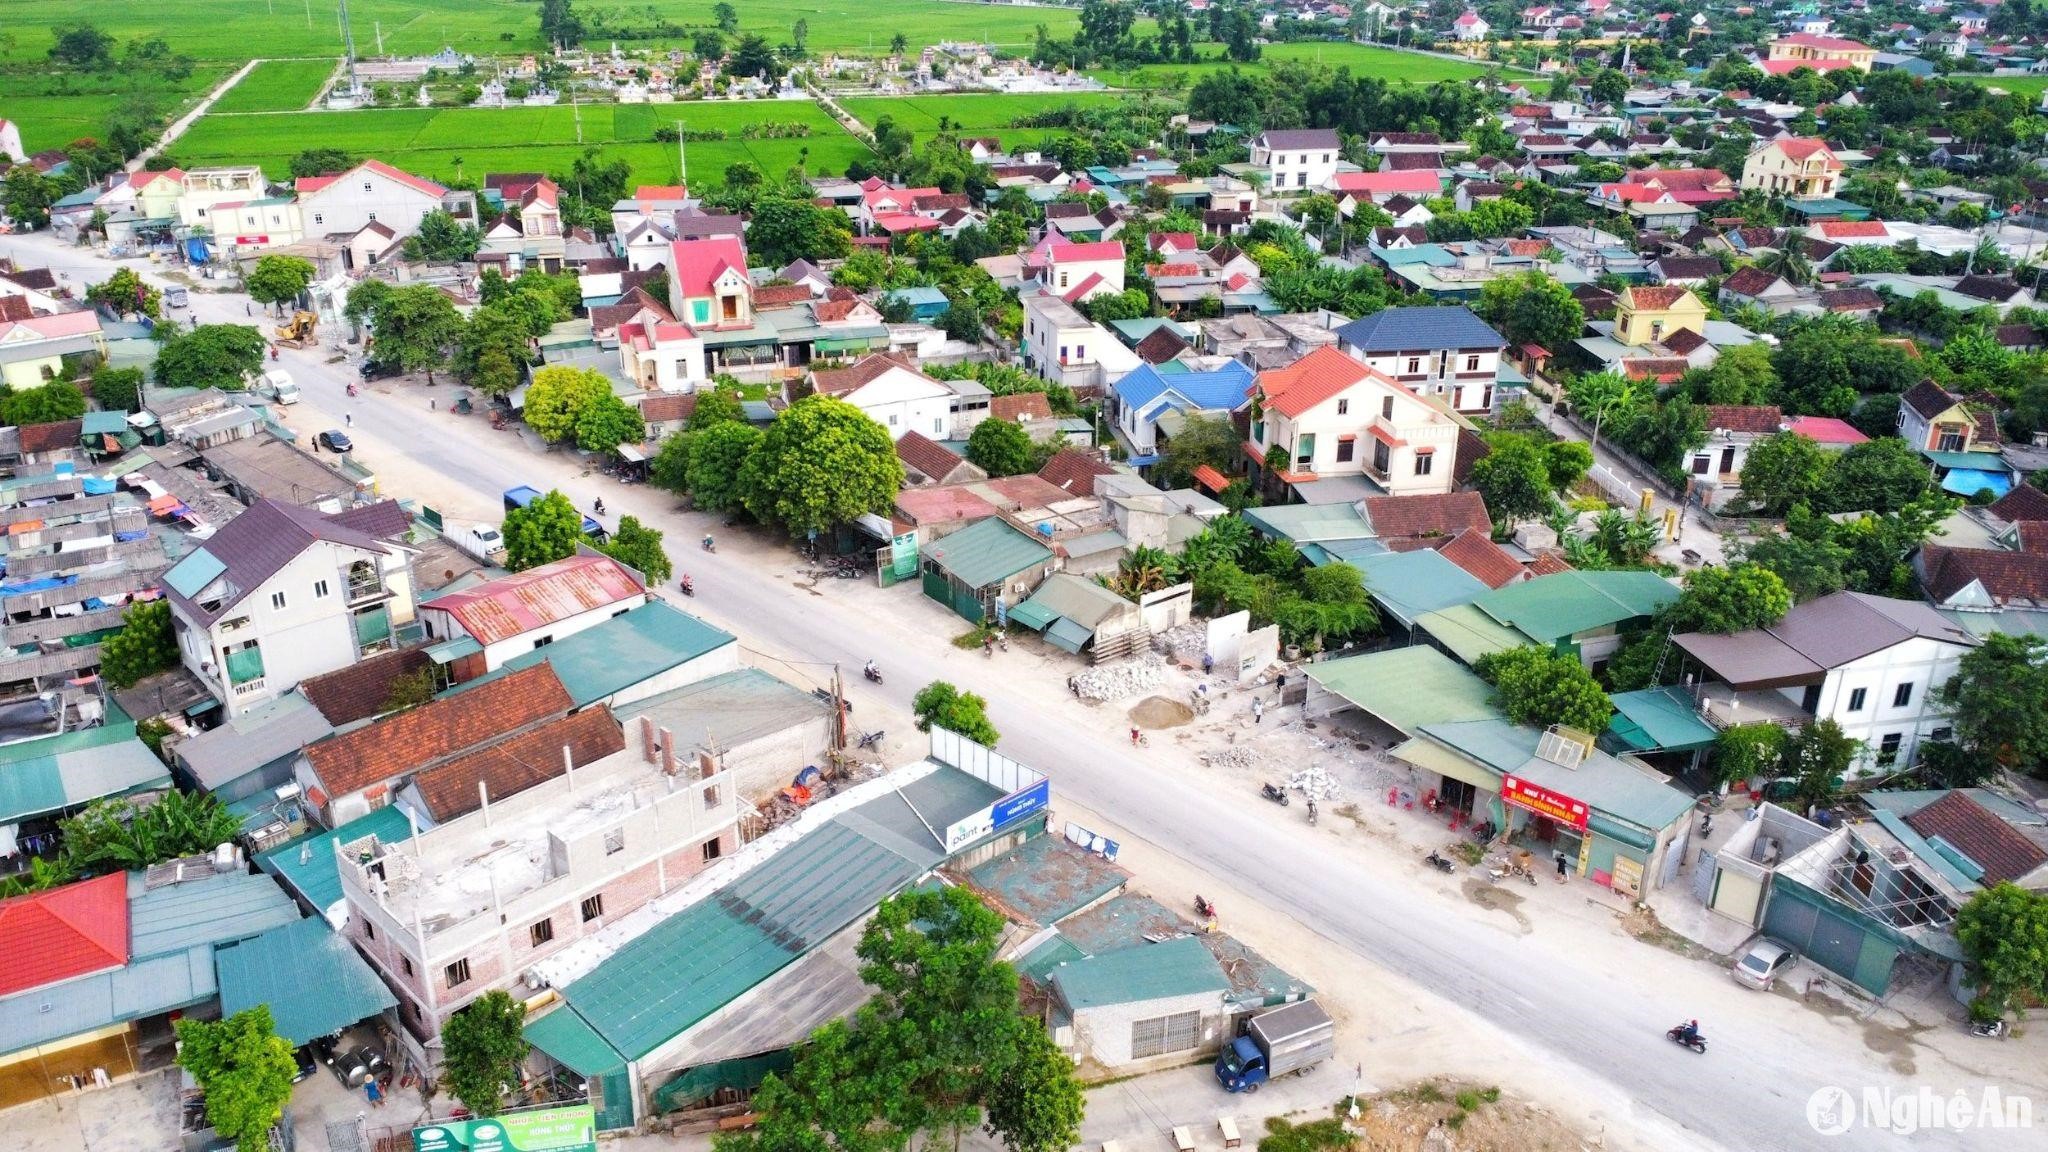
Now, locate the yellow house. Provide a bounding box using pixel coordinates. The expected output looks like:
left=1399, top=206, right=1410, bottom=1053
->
left=127, top=169, right=185, bottom=223
left=1741, top=137, right=1843, bottom=199
left=1765, top=34, right=1876, bottom=73
left=1614, top=286, right=1708, bottom=347
left=0, top=310, right=106, bottom=390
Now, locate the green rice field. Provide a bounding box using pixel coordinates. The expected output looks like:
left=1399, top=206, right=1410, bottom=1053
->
left=837, top=91, right=1140, bottom=145
left=1951, top=73, right=2048, bottom=101
left=0, top=67, right=229, bottom=152
left=208, top=58, right=340, bottom=114
left=168, top=99, right=870, bottom=187
left=1089, top=40, right=1526, bottom=88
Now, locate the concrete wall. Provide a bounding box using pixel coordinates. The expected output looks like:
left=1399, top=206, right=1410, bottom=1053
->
left=1062, top=990, right=1229, bottom=1070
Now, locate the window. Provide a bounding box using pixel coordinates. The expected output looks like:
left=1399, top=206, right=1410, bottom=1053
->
left=313, top=580, right=330, bottom=599
left=270, top=591, right=287, bottom=610
left=1933, top=726, right=1953, bottom=743
left=934, top=419, right=943, bottom=433
left=604, top=827, right=625, bottom=855
left=1415, top=453, right=1434, bottom=476
left=1878, top=733, right=1902, bottom=765
left=702, top=837, right=723, bottom=863
left=1381, top=396, right=1394, bottom=419
left=313, top=212, right=327, bottom=226
left=1076, top=344, right=1086, bottom=361
left=889, top=413, right=899, bottom=425
left=532, top=635, right=554, bottom=650
left=1298, top=154, right=1308, bottom=164
left=1337, top=399, right=1348, bottom=416
left=367, top=211, right=377, bottom=222
left=1893, top=682, right=1913, bottom=708
left=1321, top=153, right=1331, bottom=163
left=1405, top=357, right=1421, bottom=375
left=1937, top=427, right=1965, bottom=452
left=362, top=920, right=375, bottom=940
left=1691, top=455, right=1711, bottom=476
left=703, top=783, right=720, bottom=809
left=1296, top=173, right=1307, bottom=188
left=1337, top=439, right=1355, bottom=463
left=529, top=919, right=555, bottom=947
left=363, top=181, right=374, bottom=193
left=401, top=956, right=413, bottom=976
left=445, top=959, right=472, bottom=989
left=1465, top=355, right=1481, bottom=372
left=1058, top=272, right=1069, bottom=288
left=581, top=894, right=605, bottom=922
left=1130, top=1010, right=1202, bottom=1059
left=1847, top=687, right=1867, bottom=712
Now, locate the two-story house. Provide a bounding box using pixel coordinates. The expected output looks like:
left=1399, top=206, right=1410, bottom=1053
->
left=1898, top=379, right=1999, bottom=457
left=163, top=499, right=417, bottom=719
left=1033, top=240, right=1126, bottom=304
left=1674, top=592, right=1975, bottom=775
left=1109, top=360, right=1257, bottom=467
left=1741, top=137, right=1844, bottom=199
left=295, top=159, right=456, bottom=244
left=810, top=353, right=970, bottom=441
left=1332, top=306, right=1509, bottom=416
left=1249, top=128, right=1342, bottom=193
left=1248, top=347, right=1461, bottom=499
left=1612, top=285, right=1708, bottom=347
left=1454, top=10, right=1491, bottom=40
left=175, top=166, right=269, bottom=235
left=418, top=553, right=647, bottom=675
left=1689, top=405, right=1785, bottom=509
left=480, top=173, right=566, bottom=272
left=1764, top=32, right=1876, bottom=72
left=616, top=295, right=707, bottom=394
left=1021, top=293, right=1140, bottom=395
left=666, top=236, right=754, bottom=335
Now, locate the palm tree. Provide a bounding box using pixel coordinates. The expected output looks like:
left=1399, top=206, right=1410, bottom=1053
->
left=1110, top=546, right=1180, bottom=599
left=1761, top=244, right=1813, bottom=287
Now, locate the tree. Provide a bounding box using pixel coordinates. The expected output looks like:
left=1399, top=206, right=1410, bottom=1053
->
left=652, top=431, right=694, bottom=493
left=911, top=680, right=999, bottom=746
left=539, top=0, right=584, bottom=45
left=502, top=489, right=584, bottom=571
left=714, top=1, right=740, bottom=32
left=90, top=366, right=143, bottom=413
left=1477, top=271, right=1584, bottom=353
left=100, top=599, right=175, bottom=688
left=153, top=324, right=267, bottom=390
left=596, top=515, right=672, bottom=583
left=244, top=255, right=316, bottom=312
left=60, top=789, right=242, bottom=874
left=404, top=209, right=483, bottom=262
left=688, top=422, right=765, bottom=513
left=966, top=419, right=1035, bottom=477
left=365, top=284, right=464, bottom=383
left=441, top=991, right=530, bottom=1117
left=1955, top=884, right=2048, bottom=1018
left=1470, top=435, right=1553, bottom=525
left=981, top=1015, right=1085, bottom=1152
left=689, top=385, right=746, bottom=431
left=1713, top=723, right=1789, bottom=788
left=746, top=198, right=854, bottom=266
left=741, top=395, right=904, bottom=536
left=1673, top=563, right=1792, bottom=633
left=1277, top=563, right=1379, bottom=649
left=85, top=267, right=160, bottom=321
left=1785, top=718, right=1857, bottom=805
left=48, top=22, right=116, bottom=69
left=1, top=380, right=87, bottom=426
left=2, top=167, right=56, bottom=230
left=1941, top=633, right=2048, bottom=776
left=1543, top=440, right=1593, bottom=494
left=574, top=392, right=646, bottom=455
left=725, top=34, right=777, bottom=80
left=343, top=277, right=392, bottom=327
left=1474, top=646, right=1612, bottom=733
left=522, top=365, right=612, bottom=443
left=1155, top=414, right=1239, bottom=489
left=1689, top=342, right=1778, bottom=406
left=380, top=666, right=438, bottom=713
left=175, top=1007, right=296, bottom=1152
left=1735, top=521, right=1850, bottom=601
left=1736, top=432, right=1830, bottom=516
left=288, top=148, right=354, bottom=179
left=1824, top=437, right=1929, bottom=513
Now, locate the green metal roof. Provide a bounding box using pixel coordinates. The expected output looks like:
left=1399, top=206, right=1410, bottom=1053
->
left=1922, top=449, right=2012, bottom=472
left=525, top=1004, right=628, bottom=1078
left=1471, top=571, right=1679, bottom=643
left=129, top=869, right=300, bottom=958
left=651, top=1051, right=794, bottom=1115
left=256, top=804, right=414, bottom=913
left=1417, top=603, right=1529, bottom=665
left=1241, top=502, right=1376, bottom=545
left=1045, top=617, right=1092, bottom=654
left=1305, top=647, right=1499, bottom=735
left=1417, top=718, right=1696, bottom=838
left=459, top=602, right=736, bottom=707
left=0, top=722, right=171, bottom=824
left=1352, top=550, right=1489, bottom=629
left=1017, top=934, right=1089, bottom=983
left=1005, top=598, right=1059, bottom=631
left=1049, top=934, right=1229, bottom=1010
left=214, top=915, right=397, bottom=1045
left=919, top=518, right=1053, bottom=589
left=426, top=635, right=482, bottom=663
left=1607, top=686, right=1718, bottom=753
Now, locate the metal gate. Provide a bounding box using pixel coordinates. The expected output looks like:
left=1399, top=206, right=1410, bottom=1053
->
left=1763, top=883, right=1887, bottom=994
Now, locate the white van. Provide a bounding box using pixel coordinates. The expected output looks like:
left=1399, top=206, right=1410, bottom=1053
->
left=259, top=369, right=300, bottom=405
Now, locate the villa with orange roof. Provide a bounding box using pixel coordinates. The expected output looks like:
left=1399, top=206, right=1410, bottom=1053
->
left=1247, top=347, right=1463, bottom=500
left=1740, top=137, right=1843, bottom=199
left=1764, top=32, right=1876, bottom=73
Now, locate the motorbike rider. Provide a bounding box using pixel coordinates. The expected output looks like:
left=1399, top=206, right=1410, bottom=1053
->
left=1675, top=1019, right=1701, bottom=1045
left=864, top=659, right=879, bottom=680
left=702, top=533, right=715, bottom=551
left=679, top=574, right=693, bottom=595
left=594, top=497, right=605, bottom=516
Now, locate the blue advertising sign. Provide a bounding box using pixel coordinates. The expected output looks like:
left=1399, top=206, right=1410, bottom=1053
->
left=992, top=778, right=1051, bottom=830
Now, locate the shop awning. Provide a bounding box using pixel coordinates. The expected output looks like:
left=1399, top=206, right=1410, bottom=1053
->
left=426, top=636, right=482, bottom=664
left=652, top=1052, right=795, bottom=1115
left=616, top=443, right=647, bottom=463
left=1045, top=617, right=1092, bottom=654
left=1005, top=599, right=1059, bottom=632
left=1607, top=686, right=1718, bottom=753
left=526, top=1006, right=627, bottom=1078
left=214, top=916, right=397, bottom=1045
left=1390, top=736, right=1500, bottom=793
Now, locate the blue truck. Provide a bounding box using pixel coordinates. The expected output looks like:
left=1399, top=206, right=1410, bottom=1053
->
left=1215, top=999, right=1334, bottom=1093
left=503, top=485, right=607, bottom=541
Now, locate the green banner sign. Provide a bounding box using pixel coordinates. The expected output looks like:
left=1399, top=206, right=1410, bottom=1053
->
left=890, top=531, right=919, bottom=580
left=413, top=1105, right=598, bottom=1152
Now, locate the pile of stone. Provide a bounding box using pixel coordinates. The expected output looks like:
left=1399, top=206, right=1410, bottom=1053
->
left=1287, top=764, right=1343, bottom=802
left=1157, top=623, right=1207, bottom=661
left=1071, top=654, right=1167, bottom=701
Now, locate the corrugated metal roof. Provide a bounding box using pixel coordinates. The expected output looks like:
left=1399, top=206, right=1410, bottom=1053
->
left=1017, top=574, right=1133, bottom=630
left=1351, top=550, right=1489, bottom=628
left=1045, top=617, right=1091, bottom=654
left=617, top=668, right=831, bottom=753
left=0, top=725, right=171, bottom=825
left=1050, top=934, right=1228, bottom=1010
left=257, top=804, right=415, bottom=913
left=215, top=916, right=397, bottom=1045
left=174, top=693, right=334, bottom=791
left=422, top=554, right=644, bottom=646
left=1416, top=603, right=1528, bottom=664
left=1471, top=571, right=1678, bottom=643
left=524, top=1004, right=628, bottom=1077
left=1417, top=718, right=1695, bottom=836
left=128, top=870, right=300, bottom=958
left=1241, top=502, right=1375, bottom=545
left=1306, top=647, right=1498, bottom=735
left=455, top=602, right=735, bottom=707
left=1607, top=686, right=1719, bottom=753
left=919, top=518, right=1053, bottom=589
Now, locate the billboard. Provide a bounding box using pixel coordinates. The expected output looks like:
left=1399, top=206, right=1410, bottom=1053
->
left=1500, top=774, right=1590, bottom=831
left=413, top=1106, right=598, bottom=1152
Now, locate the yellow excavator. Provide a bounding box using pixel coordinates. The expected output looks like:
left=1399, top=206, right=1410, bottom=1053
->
left=274, top=310, right=318, bottom=348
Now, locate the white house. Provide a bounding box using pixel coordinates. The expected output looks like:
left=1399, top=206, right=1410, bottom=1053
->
left=1688, top=405, right=1784, bottom=510
left=1109, top=360, right=1258, bottom=463
left=1675, top=592, right=1976, bottom=776
left=1249, top=346, right=1462, bottom=499
left=0, top=118, right=25, bottom=164
left=810, top=353, right=962, bottom=441
left=175, top=167, right=269, bottom=233
left=1249, top=128, right=1342, bottom=193
left=294, top=158, right=452, bottom=243
left=1454, top=10, right=1490, bottom=40
left=617, top=301, right=707, bottom=393
left=418, top=553, right=648, bottom=672
left=1033, top=239, right=1126, bottom=304
left=1022, top=293, right=1140, bottom=393
left=1332, top=305, right=1509, bottom=416
left=162, top=499, right=418, bottom=718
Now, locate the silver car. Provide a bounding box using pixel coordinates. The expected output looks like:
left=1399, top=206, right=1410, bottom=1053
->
left=1733, top=939, right=1796, bottom=990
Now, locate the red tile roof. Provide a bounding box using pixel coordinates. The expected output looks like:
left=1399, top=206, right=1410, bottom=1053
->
left=1784, top=416, right=1868, bottom=445
left=670, top=236, right=750, bottom=299
left=423, top=554, right=644, bottom=646
left=991, top=392, right=1053, bottom=422
left=1038, top=448, right=1115, bottom=496
left=1818, top=220, right=1888, bottom=239
left=305, top=664, right=574, bottom=799
left=0, top=872, right=129, bottom=997
left=299, top=647, right=436, bottom=726
left=1903, top=791, right=2047, bottom=886
left=1991, top=484, right=2048, bottom=522
left=897, top=429, right=974, bottom=483
left=1705, top=405, right=1784, bottom=434
left=1048, top=240, right=1124, bottom=263
left=1363, top=491, right=1492, bottom=539
left=1921, top=544, right=2048, bottom=606
left=1255, top=347, right=1374, bottom=419
left=812, top=352, right=922, bottom=397
left=752, top=283, right=813, bottom=308
left=1191, top=464, right=1229, bottom=493
left=1527, top=550, right=1574, bottom=577
left=16, top=418, right=81, bottom=455
left=414, top=707, right=627, bottom=821
left=1436, top=528, right=1525, bottom=589
left=1623, top=285, right=1694, bottom=310
left=1774, top=138, right=1841, bottom=166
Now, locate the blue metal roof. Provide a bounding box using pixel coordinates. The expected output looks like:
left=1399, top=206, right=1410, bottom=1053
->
left=215, top=916, right=397, bottom=1045
left=1112, top=360, right=1255, bottom=413
left=257, top=804, right=415, bottom=914
left=1334, top=306, right=1506, bottom=353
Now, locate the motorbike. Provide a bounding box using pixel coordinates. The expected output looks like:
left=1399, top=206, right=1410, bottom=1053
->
left=1470, top=820, right=1497, bottom=843
left=857, top=729, right=886, bottom=751
left=1424, top=850, right=1455, bottom=873
left=863, top=665, right=883, bottom=684
left=702, top=535, right=716, bottom=553
left=1260, top=783, right=1290, bottom=806
left=1194, top=895, right=1216, bottom=920
left=678, top=577, right=694, bottom=597
left=1665, top=1024, right=1707, bottom=1054
left=346, top=382, right=359, bottom=397
left=594, top=499, right=606, bottom=517
left=1972, top=1019, right=2009, bottom=1039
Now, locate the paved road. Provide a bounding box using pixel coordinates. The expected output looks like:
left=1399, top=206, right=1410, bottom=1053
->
left=13, top=236, right=2040, bottom=1151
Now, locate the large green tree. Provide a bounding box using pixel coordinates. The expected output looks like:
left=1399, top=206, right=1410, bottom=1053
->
left=1736, top=432, right=1831, bottom=516
left=441, top=990, right=529, bottom=1118
left=100, top=599, right=176, bottom=687
left=1941, top=633, right=2048, bottom=777
left=244, top=255, right=316, bottom=312
left=175, top=1007, right=297, bottom=1152
left=651, top=431, right=694, bottom=493
left=85, top=267, right=161, bottom=321
left=1672, top=563, right=1792, bottom=633
left=502, top=488, right=585, bottom=571
left=1470, top=434, right=1553, bottom=526
left=741, top=395, right=904, bottom=536
left=688, top=422, right=765, bottom=513
left=404, top=209, right=484, bottom=262
left=1, top=380, right=87, bottom=427
left=1474, top=646, right=1612, bottom=733
left=1956, top=884, right=2048, bottom=1018
left=596, top=516, right=672, bottom=584
left=1824, top=438, right=1930, bottom=513
left=523, top=365, right=613, bottom=443
left=90, top=366, right=143, bottom=413
left=1785, top=718, right=1858, bottom=804
left=746, top=198, right=854, bottom=266
left=574, top=392, right=646, bottom=455
left=366, top=284, right=464, bottom=383
left=965, top=419, right=1034, bottom=477
left=911, top=680, right=1000, bottom=746
left=154, top=324, right=266, bottom=390
left=1477, top=270, right=1584, bottom=353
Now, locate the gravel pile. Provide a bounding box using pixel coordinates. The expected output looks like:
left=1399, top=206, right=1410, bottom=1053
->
left=1287, top=764, right=1343, bottom=802
left=1157, top=623, right=1207, bottom=660
left=1201, top=745, right=1268, bottom=771
left=1072, top=654, right=1167, bottom=701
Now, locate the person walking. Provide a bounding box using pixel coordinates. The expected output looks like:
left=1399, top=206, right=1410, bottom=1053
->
left=344, top=412, right=352, bottom=427
left=429, top=397, right=435, bottom=411
left=1252, top=697, right=1265, bottom=724
left=1555, top=851, right=1569, bottom=883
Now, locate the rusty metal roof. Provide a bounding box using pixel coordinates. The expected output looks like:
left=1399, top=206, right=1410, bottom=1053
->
left=422, top=554, right=644, bottom=646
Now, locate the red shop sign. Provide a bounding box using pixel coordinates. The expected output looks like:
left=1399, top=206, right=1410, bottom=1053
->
left=1501, top=774, right=1590, bottom=831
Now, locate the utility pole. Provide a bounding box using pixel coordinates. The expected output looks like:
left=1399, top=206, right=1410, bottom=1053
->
left=677, top=119, right=687, bottom=184
left=830, top=663, right=847, bottom=755
left=337, top=0, right=358, bottom=93
left=375, top=22, right=383, bottom=55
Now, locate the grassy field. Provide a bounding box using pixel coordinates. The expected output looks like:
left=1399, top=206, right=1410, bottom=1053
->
left=168, top=99, right=870, bottom=187
left=837, top=91, right=1139, bottom=142
left=0, top=67, right=229, bottom=152
left=1951, top=73, right=2048, bottom=100
left=0, top=0, right=1080, bottom=63
left=1089, top=40, right=1523, bottom=88
left=209, top=58, right=340, bottom=114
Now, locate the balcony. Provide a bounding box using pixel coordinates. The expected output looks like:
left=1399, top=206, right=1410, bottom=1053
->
left=346, top=576, right=388, bottom=605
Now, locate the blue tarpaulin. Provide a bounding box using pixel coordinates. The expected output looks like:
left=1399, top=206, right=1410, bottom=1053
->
left=81, top=477, right=116, bottom=495
left=0, top=574, right=76, bottom=596
left=1939, top=468, right=2013, bottom=499
left=114, top=530, right=148, bottom=542
left=184, top=237, right=211, bottom=263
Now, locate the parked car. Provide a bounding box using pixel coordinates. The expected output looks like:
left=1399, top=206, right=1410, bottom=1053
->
left=317, top=429, right=354, bottom=452
left=1732, top=939, right=1796, bottom=990
left=359, top=358, right=399, bottom=381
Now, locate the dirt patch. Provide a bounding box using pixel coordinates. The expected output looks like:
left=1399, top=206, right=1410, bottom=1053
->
left=1130, top=695, right=1195, bottom=729
left=1458, top=880, right=1532, bottom=935
left=1274, top=1082, right=1595, bottom=1152
left=1773, top=981, right=1930, bottom=1075
left=1617, top=903, right=1716, bottom=961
